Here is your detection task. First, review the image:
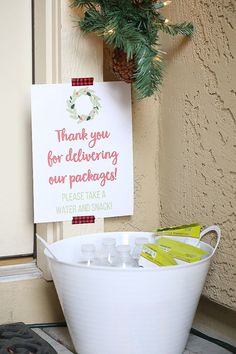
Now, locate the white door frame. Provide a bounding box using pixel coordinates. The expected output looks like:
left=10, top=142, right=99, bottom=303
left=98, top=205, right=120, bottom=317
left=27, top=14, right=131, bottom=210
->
left=33, top=0, right=104, bottom=279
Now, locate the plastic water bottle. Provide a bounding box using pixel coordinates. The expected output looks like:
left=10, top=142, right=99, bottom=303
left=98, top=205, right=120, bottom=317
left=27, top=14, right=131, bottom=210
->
left=99, top=238, right=118, bottom=266
left=78, top=244, right=96, bottom=266
left=132, top=237, right=149, bottom=260
left=113, top=245, right=138, bottom=268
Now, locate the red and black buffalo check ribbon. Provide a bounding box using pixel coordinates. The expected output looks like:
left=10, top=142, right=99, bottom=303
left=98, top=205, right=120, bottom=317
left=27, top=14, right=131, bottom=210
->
left=72, top=215, right=95, bottom=224
left=71, top=77, right=94, bottom=86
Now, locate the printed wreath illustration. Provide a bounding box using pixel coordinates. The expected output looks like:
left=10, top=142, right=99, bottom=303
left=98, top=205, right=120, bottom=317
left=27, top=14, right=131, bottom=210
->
left=66, top=87, right=101, bottom=123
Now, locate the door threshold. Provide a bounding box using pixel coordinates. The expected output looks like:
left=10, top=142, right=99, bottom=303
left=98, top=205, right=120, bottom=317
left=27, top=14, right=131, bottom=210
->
left=0, top=260, right=42, bottom=282
left=0, top=256, right=34, bottom=266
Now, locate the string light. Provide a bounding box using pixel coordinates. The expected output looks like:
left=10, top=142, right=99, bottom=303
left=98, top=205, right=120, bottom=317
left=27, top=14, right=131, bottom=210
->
left=104, top=27, right=115, bottom=36
left=153, top=0, right=171, bottom=9
left=154, top=55, right=162, bottom=62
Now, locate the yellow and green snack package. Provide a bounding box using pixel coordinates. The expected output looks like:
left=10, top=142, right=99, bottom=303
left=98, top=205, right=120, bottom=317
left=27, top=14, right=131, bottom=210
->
left=154, top=223, right=201, bottom=239
left=155, top=237, right=208, bottom=263
left=139, top=244, right=177, bottom=267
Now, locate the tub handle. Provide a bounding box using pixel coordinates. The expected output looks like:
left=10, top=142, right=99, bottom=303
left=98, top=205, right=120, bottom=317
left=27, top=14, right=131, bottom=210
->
left=36, top=233, right=59, bottom=261
left=199, top=225, right=221, bottom=255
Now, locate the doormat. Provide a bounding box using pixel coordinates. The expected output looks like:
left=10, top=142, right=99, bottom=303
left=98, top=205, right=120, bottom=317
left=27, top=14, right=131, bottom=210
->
left=0, top=322, right=57, bottom=354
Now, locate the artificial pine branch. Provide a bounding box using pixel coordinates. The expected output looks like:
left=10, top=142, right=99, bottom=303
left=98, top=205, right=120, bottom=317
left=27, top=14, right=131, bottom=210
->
left=71, top=0, right=103, bottom=8
left=104, top=23, right=146, bottom=60
left=80, top=9, right=106, bottom=33
left=159, top=22, right=194, bottom=36
left=134, top=45, right=164, bottom=99
left=71, top=0, right=194, bottom=99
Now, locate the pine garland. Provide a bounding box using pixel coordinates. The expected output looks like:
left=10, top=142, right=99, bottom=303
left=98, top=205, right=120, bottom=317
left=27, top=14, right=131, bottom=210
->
left=71, top=0, right=194, bottom=99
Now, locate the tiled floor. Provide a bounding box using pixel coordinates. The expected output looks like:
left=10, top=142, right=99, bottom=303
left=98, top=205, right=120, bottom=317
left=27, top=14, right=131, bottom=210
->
left=35, top=326, right=233, bottom=354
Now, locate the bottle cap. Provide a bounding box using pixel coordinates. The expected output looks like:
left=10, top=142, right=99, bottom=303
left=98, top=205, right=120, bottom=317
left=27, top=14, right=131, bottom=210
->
left=81, top=244, right=96, bottom=252
left=135, top=237, right=149, bottom=245
left=116, top=245, right=130, bottom=253
left=102, top=238, right=116, bottom=246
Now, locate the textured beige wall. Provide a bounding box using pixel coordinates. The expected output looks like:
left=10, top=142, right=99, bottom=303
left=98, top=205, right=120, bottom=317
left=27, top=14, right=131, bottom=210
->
left=159, top=0, right=236, bottom=309
left=103, top=47, right=160, bottom=233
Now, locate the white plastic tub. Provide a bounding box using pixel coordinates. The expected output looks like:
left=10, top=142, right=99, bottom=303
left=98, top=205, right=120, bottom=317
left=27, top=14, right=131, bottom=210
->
left=44, top=225, right=220, bottom=354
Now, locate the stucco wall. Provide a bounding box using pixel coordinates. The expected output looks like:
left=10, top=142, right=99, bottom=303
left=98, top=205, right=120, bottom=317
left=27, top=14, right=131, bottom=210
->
left=159, top=0, right=236, bottom=309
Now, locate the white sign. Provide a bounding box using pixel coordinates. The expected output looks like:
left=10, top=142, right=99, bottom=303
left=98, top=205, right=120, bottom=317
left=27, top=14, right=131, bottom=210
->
left=31, top=82, right=133, bottom=223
